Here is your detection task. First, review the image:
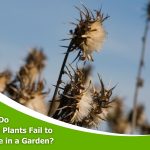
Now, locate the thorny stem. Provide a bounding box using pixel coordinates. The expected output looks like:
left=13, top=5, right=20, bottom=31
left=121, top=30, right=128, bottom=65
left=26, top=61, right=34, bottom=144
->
left=48, top=41, right=73, bottom=116
left=131, top=20, right=149, bottom=134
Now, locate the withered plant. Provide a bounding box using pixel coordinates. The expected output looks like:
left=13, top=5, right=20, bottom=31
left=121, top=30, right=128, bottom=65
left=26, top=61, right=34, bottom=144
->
left=45, top=4, right=115, bottom=128
left=107, top=97, right=150, bottom=134
left=0, top=4, right=116, bottom=130
left=49, top=4, right=109, bottom=115
left=6, top=49, right=49, bottom=115
left=51, top=65, right=114, bottom=128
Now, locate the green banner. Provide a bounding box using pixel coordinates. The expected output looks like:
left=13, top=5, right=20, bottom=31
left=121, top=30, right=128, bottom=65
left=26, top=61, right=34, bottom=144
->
left=0, top=97, right=149, bottom=150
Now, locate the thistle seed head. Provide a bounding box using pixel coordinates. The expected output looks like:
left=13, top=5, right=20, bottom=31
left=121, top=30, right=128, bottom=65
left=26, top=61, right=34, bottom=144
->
left=21, top=92, right=48, bottom=115
left=54, top=68, right=114, bottom=128
left=15, top=48, right=47, bottom=88
left=81, top=77, right=114, bottom=128
left=52, top=67, right=114, bottom=128
left=52, top=65, right=93, bottom=123
left=10, top=79, right=48, bottom=115
left=68, top=5, right=108, bottom=61
left=25, top=48, right=46, bottom=71
left=6, top=50, right=49, bottom=115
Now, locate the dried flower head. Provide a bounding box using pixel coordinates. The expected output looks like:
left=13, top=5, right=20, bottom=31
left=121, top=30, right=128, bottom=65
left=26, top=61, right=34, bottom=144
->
left=6, top=49, right=48, bottom=115
left=82, top=76, right=114, bottom=128
left=19, top=48, right=46, bottom=86
left=52, top=66, right=113, bottom=126
left=67, top=5, right=108, bottom=61
left=7, top=74, right=48, bottom=115
left=52, top=67, right=114, bottom=128
left=0, top=70, right=11, bottom=93
left=52, top=65, right=93, bottom=124
left=18, top=80, right=48, bottom=115
left=25, top=48, right=46, bottom=71
left=15, top=48, right=46, bottom=88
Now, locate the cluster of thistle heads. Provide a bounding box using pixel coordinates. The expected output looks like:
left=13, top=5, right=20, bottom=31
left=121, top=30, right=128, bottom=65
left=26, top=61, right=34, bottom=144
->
left=107, top=97, right=150, bottom=134
left=0, top=49, right=49, bottom=115
left=51, top=65, right=114, bottom=128
left=0, top=5, right=115, bottom=129
left=1, top=3, right=149, bottom=134
left=0, top=48, right=114, bottom=129
left=49, top=5, right=115, bottom=128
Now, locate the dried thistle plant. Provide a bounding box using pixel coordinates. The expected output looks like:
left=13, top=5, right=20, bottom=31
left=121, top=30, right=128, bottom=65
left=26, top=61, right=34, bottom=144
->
left=51, top=65, right=114, bottom=128
left=19, top=48, right=46, bottom=87
left=0, top=4, right=116, bottom=130
left=69, top=5, right=108, bottom=61
left=106, top=97, right=150, bottom=134
left=52, top=65, right=93, bottom=121
left=49, top=4, right=108, bottom=115
left=6, top=48, right=48, bottom=115
left=82, top=77, right=114, bottom=128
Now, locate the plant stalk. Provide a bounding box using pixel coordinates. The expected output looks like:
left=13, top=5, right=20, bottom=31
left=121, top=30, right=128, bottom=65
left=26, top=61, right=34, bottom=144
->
left=131, top=20, right=149, bottom=134
left=48, top=41, right=73, bottom=116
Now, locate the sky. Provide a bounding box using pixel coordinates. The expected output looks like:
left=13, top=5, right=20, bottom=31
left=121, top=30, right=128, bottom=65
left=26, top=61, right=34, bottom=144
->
left=0, top=0, right=150, bottom=118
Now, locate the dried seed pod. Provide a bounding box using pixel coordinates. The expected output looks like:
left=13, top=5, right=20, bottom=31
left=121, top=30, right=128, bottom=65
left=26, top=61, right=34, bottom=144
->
left=54, top=68, right=114, bottom=128
left=6, top=49, right=49, bottom=115
left=67, top=5, right=108, bottom=61
left=9, top=78, right=49, bottom=115
left=19, top=81, right=48, bottom=115
left=81, top=77, right=114, bottom=128
left=52, top=65, right=93, bottom=124
left=25, top=48, right=46, bottom=71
